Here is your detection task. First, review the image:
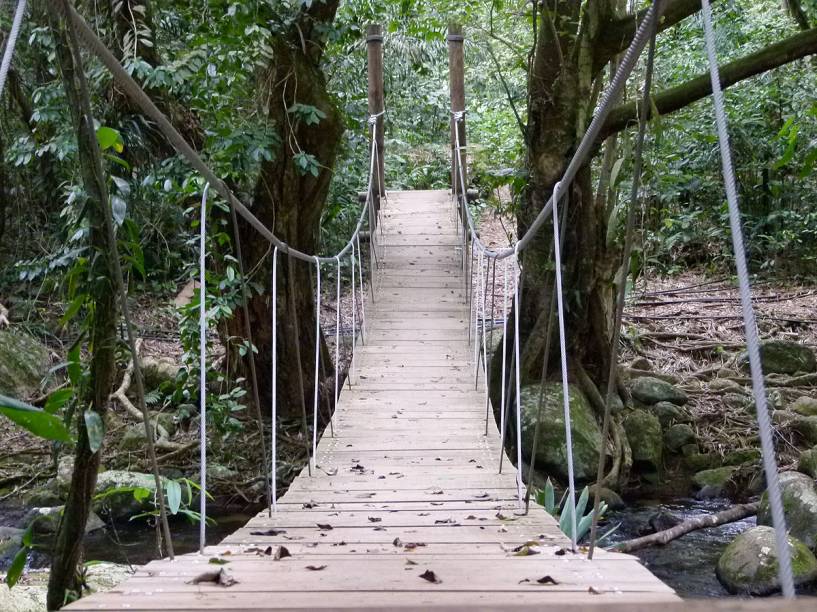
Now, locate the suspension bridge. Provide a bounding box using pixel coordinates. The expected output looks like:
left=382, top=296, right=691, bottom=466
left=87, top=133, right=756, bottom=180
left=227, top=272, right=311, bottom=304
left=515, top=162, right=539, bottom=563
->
left=0, top=0, right=807, bottom=609
left=66, top=188, right=678, bottom=609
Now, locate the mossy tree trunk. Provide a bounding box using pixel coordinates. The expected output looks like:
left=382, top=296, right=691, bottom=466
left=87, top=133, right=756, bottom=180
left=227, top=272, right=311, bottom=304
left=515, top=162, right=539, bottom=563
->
left=230, top=2, right=343, bottom=419
left=46, top=4, right=119, bottom=609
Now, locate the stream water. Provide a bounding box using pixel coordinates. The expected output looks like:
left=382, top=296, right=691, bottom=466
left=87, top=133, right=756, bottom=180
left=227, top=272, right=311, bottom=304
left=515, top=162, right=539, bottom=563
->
left=0, top=498, right=770, bottom=597
left=604, top=497, right=756, bottom=598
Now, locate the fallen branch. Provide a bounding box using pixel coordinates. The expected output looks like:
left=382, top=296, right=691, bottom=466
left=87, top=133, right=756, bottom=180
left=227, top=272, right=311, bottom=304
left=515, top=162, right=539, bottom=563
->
left=612, top=502, right=758, bottom=553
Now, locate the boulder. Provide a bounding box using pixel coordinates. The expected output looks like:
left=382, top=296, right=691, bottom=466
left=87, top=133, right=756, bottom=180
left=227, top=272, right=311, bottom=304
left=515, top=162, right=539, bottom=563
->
left=0, top=582, right=47, bottom=612
left=93, top=470, right=157, bottom=521
left=739, top=340, right=817, bottom=376
left=775, top=411, right=817, bottom=446
left=664, top=423, right=696, bottom=453
left=630, top=377, right=688, bottom=406
left=799, top=448, right=817, bottom=479
left=692, top=466, right=738, bottom=499
left=518, top=383, right=602, bottom=483
left=141, top=356, right=179, bottom=389
left=56, top=455, right=75, bottom=495
left=22, top=506, right=105, bottom=535
left=724, top=448, right=761, bottom=466
left=709, top=378, right=745, bottom=393
left=0, top=526, right=24, bottom=565
left=792, top=397, right=817, bottom=417
left=630, top=357, right=652, bottom=371
left=0, top=330, right=50, bottom=398
left=716, top=526, right=817, bottom=595
left=683, top=452, right=718, bottom=472
left=207, top=463, right=240, bottom=481
left=757, top=471, right=817, bottom=550
left=587, top=485, right=625, bottom=511
left=648, top=401, right=689, bottom=427
left=623, top=410, right=662, bottom=475
left=647, top=510, right=681, bottom=533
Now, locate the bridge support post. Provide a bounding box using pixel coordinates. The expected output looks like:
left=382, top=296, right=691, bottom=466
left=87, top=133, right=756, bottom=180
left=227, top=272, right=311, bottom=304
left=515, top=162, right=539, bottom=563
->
left=448, top=24, right=467, bottom=198
left=367, top=24, right=385, bottom=216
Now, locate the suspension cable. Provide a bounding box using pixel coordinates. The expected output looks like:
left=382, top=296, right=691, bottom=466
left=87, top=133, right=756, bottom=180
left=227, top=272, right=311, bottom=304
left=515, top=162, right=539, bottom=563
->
left=271, top=247, right=279, bottom=512
left=0, top=0, right=26, bottom=100
left=701, top=0, right=795, bottom=597
left=588, top=1, right=661, bottom=558
left=312, top=259, right=322, bottom=473
left=198, top=184, right=209, bottom=552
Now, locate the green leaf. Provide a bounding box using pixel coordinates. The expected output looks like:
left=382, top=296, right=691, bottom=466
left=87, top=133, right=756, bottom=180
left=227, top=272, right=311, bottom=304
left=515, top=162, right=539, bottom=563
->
left=67, top=344, right=82, bottom=388
left=0, top=394, right=73, bottom=442
left=44, top=388, right=74, bottom=414
left=21, top=525, right=34, bottom=548
left=133, top=486, right=152, bottom=503
left=111, top=195, right=127, bottom=226
left=84, top=410, right=105, bottom=453
left=96, top=126, right=124, bottom=153
left=166, top=479, right=182, bottom=515
left=6, top=546, right=28, bottom=589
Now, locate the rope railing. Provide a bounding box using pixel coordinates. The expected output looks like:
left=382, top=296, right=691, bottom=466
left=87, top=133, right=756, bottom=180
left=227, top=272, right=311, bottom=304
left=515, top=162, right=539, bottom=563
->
left=0, top=0, right=26, bottom=100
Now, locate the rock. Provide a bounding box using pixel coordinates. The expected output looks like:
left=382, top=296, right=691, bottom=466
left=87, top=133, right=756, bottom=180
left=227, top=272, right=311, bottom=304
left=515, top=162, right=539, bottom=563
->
left=681, top=443, right=699, bottom=457
left=0, top=526, right=24, bottom=565
left=739, top=340, right=817, bottom=376
left=664, top=423, right=696, bottom=453
left=648, top=401, right=689, bottom=427
left=709, top=378, right=744, bottom=393
left=757, top=471, right=817, bottom=550
left=518, top=383, right=602, bottom=483
left=0, top=330, right=50, bottom=398
left=723, top=463, right=766, bottom=501
left=647, top=510, right=681, bottom=533
left=607, top=393, right=624, bottom=415
left=775, top=412, right=817, bottom=446
left=630, top=357, right=652, bottom=371
left=799, top=448, right=817, bottom=479
left=683, top=452, right=718, bottom=472
left=716, top=526, right=817, bottom=595
left=792, top=397, right=817, bottom=417
left=55, top=455, right=75, bottom=496
left=724, top=448, right=761, bottom=466
left=207, top=463, right=240, bottom=481
left=587, top=485, right=625, bottom=511
left=93, top=471, right=157, bottom=520
left=119, top=424, right=149, bottom=451
left=153, top=411, right=177, bottom=436
left=141, top=356, right=179, bottom=389
left=626, top=369, right=680, bottom=385
left=0, top=563, right=130, bottom=612
left=23, top=506, right=105, bottom=535
left=692, top=466, right=738, bottom=499
left=630, top=376, right=688, bottom=406
left=0, top=582, right=47, bottom=612
left=22, top=481, right=63, bottom=507
left=623, top=410, right=663, bottom=475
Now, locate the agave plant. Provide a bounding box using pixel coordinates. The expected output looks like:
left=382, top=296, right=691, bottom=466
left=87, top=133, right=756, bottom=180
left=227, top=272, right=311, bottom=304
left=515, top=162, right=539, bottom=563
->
left=535, top=478, right=620, bottom=544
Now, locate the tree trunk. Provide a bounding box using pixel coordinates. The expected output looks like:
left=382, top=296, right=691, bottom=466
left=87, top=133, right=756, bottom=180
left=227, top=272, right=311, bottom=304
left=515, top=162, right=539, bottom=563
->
left=231, top=3, right=343, bottom=418
left=46, top=4, right=119, bottom=609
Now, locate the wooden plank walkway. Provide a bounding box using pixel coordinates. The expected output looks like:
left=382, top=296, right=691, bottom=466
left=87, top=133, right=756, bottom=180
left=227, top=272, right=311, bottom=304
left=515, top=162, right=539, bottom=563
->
left=68, top=190, right=678, bottom=610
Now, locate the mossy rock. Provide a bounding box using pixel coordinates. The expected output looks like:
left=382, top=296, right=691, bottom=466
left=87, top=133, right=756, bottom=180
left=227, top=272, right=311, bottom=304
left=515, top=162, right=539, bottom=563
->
left=93, top=470, right=157, bottom=520
left=692, top=466, right=738, bottom=498
left=799, top=448, right=817, bottom=479
left=683, top=452, right=718, bottom=472
left=649, top=401, right=689, bottom=427
left=0, top=329, right=50, bottom=398
left=757, top=471, right=817, bottom=550
left=739, top=340, right=817, bottom=376
left=716, top=526, right=817, bottom=595
left=664, top=423, right=696, bottom=454
left=630, top=376, right=688, bottom=406
left=623, top=410, right=662, bottom=475
left=724, top=448, right=761, bottom=466
left=792, top=397, right=817, bottom=417
left=518, top=383, right=601, bottom=483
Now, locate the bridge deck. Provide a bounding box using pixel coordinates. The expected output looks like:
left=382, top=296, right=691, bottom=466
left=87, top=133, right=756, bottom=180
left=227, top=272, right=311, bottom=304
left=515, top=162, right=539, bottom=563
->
left=67, top=190, right=677, bottom=610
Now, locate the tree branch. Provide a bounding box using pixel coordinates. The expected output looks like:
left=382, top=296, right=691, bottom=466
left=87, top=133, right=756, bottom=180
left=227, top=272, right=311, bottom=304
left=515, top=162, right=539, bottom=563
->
left=601, top=27, right=817, bottom=139
left=595, top=0, right=718, bottom=70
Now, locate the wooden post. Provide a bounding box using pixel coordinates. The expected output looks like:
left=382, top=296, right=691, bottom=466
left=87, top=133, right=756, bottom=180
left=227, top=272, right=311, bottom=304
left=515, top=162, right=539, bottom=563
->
left=367, top=24, right=385, bottom=213
left=448, top=24, right=467, bottom=197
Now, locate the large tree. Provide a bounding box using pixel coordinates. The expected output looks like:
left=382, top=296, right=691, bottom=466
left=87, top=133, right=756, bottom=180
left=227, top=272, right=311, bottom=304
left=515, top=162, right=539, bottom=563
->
left=230, top=2, right=343, bottom=418
left=509, top=0, right=817, bottom=479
